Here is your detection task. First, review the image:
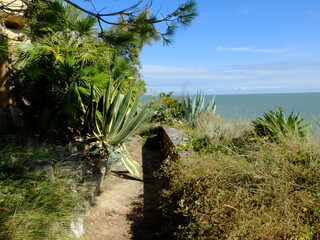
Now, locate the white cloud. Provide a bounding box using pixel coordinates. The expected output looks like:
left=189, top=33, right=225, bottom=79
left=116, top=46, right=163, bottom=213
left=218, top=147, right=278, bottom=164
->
left=216, top=46, right=293, bottom=53
left=142, top=65, right=247, bottom=80
left=141, top=61, right=320, bottom=94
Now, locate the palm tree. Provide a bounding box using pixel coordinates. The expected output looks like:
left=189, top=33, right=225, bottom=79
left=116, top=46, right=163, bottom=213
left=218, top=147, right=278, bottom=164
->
left=26, top=0, right=96, bottom=40
left=15, top=30, right=106, bottom=133
left=14, top=30, right=142, bottom=135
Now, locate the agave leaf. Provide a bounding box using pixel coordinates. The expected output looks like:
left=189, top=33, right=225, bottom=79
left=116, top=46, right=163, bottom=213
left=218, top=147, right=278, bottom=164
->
left=183, top=94, right=189, bottom=120
left=204, top=96, right=216, bottom=113
left=188, top=95, right=193, bottom=118
left=120, top=150, right=142, bottom=180
left=108, top=85, right=134, bottom=139
left=85, top=85, right=98, bottom=134
left=194, top=92, right=200, bottom=115
left=252, top=105, right=310, bottom=140
left=122, top=91, right=142, bottom=127
left=72, top=82, right=85, bottom=113
left=104, top=91, right=123, bottom=136
left=197, top=92, right=205, bottom=115
left=183, top=92, right=217, bottom=121
left=102, top=77, right=112, bottom=133
left=108, top=103, right=151, bottom=145
left=191, top=95, right=197, bottom=119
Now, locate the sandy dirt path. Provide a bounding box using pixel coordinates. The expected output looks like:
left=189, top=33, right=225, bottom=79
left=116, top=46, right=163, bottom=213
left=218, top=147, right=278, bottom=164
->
left=82, top=134, right=164, bottom=240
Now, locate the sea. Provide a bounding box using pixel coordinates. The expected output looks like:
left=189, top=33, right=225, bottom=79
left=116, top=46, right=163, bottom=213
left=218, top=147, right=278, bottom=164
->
left=142, top=92, right=320, bottom=124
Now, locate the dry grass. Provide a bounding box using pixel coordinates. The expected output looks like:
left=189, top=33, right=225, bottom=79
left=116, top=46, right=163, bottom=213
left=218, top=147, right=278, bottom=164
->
left=159, top=114, right=320, bottom=240
left=192, top=112, right=251, bottom=142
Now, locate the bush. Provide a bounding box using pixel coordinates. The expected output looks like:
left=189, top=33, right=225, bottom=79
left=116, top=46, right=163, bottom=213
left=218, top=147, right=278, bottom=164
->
left=182, top=92, right=216, bottom=122
left=160, top=122, right=320, bottom=239
left=178, top=113, right=251, bottom=153
left=152, top=92, right=183, bottom=123
left=252, top=106, right=311, bottom=141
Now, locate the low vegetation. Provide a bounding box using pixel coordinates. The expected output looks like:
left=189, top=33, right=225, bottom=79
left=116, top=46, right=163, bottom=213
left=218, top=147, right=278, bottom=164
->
left=159, top=111, right=320, bottom=240
left=252, top=106, right=311, bottom=141
left=0, top=139, right=85, bottom=240
left=182, top=92, right=216, bottom=121
left=152, top=91, right=183, bottom=123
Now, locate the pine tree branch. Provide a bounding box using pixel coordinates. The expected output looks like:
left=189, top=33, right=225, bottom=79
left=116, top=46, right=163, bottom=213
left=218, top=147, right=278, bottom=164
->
left=62, top=0, right=197, bottom=27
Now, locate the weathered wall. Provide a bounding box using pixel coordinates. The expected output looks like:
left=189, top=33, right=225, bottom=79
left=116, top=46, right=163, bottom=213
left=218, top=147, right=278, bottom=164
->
left=0, top=0, right=27, bottom=37
left=160, top=126, right=189, bottom=161
left=0, top=0, right=26, bottom=107
left=0, top=0, right=27, bottom=107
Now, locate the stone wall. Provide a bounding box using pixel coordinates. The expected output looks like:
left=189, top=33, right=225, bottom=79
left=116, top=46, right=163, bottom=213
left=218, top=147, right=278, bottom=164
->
left=160, top=126, right=189, bottom=161
left=0, top=0, right=27, bottom=40
left=0, top=0, right=27, bottom=128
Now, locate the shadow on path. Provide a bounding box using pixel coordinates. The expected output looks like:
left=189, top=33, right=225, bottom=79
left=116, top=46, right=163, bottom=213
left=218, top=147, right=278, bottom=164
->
left=127, top=132, right=168, bottom=240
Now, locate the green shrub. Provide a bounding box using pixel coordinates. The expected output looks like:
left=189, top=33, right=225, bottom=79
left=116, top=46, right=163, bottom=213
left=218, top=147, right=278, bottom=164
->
left=152, top=91, right=183, bottom=123
left=182, top=92, right=216, bottom=121
left=85, top=81, right=152, bottom=180
left=252, top=106, right=311, bottom=141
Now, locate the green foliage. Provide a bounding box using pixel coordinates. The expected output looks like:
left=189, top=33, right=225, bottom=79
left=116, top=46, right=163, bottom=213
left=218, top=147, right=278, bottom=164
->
left=160, top=121, right=320, bottom=240
left=26, top=0, right=97, bottom=39
left=152, top=92, right=183, bottom=123
left=116, top=144, right=142, bottom=181
left=12, top=0, right=150, bottom=180
left=252, top=106, right=311, bottom=140
left=99, top=0, right=198, bottom=67
left=14, top=32, right=109, bottom=134
left=12, top=0, right=150, bottom=137
left=86, top=81, right=152, bottom=145
left=14, top=9, right=142, bottom=135
left=182, top=92, right=216, bottom=121
left=85, top=80, right=151, bottom=179
left=12, top=0, right=194, bottom=136
left=0, top=140, right=84, bottom=239
left=14, top=1, right=108, bottom=134
left=101, top=10, right=161, bottom=68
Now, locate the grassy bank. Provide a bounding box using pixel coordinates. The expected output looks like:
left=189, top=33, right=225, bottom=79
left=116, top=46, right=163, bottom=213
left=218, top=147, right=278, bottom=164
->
left=0, top=138, right=85, bottom=240
left=159, top=113, right=320, bottom=240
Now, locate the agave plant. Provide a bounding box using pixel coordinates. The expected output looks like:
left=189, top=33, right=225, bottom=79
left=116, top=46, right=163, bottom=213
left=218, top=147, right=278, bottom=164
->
left=252, top=106, right=310, bottom=140
left=182, top=92, right=216, bottom=121
left=85, top=79, right=151, bottom=180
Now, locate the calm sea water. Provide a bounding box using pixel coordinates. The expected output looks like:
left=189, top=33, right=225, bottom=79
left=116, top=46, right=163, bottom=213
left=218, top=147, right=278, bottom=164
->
left=142, top=92, right=320, bottom=123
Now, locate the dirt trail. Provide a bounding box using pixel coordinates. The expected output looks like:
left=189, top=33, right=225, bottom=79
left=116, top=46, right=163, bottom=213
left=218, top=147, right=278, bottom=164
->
left=82, top=134, right=165, bottom=240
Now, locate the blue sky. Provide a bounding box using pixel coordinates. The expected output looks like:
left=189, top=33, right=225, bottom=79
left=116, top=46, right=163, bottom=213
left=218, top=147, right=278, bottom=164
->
left=75, top=0, right=320, bottom=95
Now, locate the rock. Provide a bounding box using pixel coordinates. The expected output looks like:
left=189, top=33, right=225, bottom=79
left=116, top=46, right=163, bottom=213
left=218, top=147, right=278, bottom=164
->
left=54, top=145, right=65, bottom=161
left=34, top=164, right=53, bottom=173
left=70, top=216, right=85, bottom=238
